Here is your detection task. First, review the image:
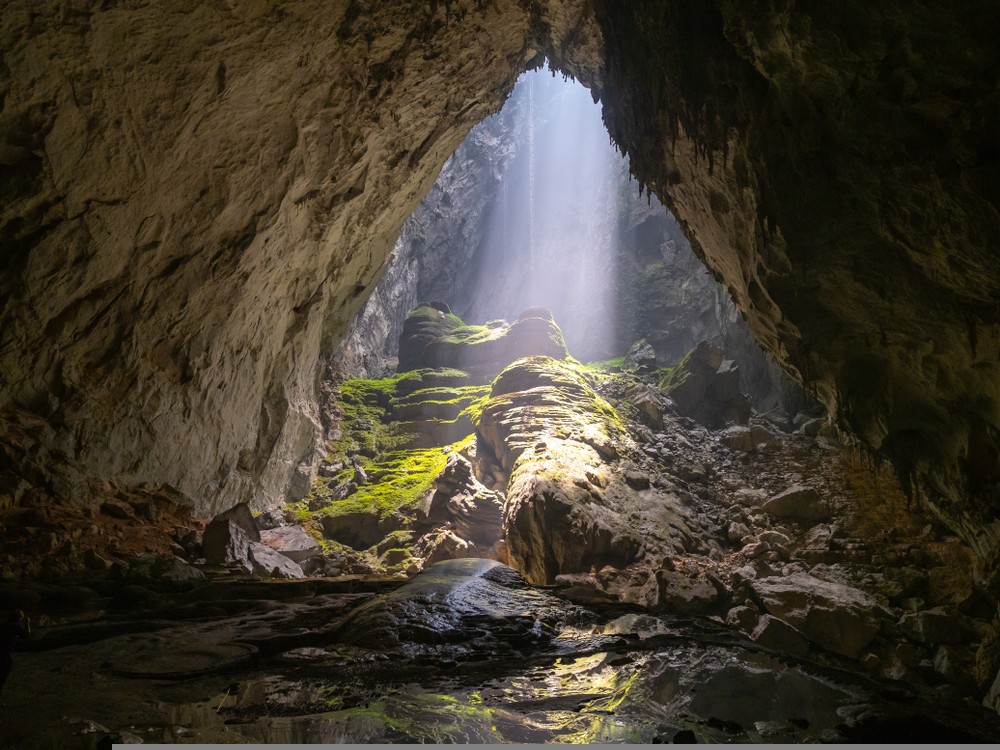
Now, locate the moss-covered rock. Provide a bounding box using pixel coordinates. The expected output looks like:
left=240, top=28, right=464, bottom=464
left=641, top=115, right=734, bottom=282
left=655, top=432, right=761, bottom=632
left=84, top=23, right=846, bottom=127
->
left=477, top=355, right=705, bottom=588
left=398, top=305, right=569, bottom=377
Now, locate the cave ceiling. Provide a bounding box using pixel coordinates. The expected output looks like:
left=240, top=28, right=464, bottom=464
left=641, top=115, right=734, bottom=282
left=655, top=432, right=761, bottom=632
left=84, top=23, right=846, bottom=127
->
left=1, top=1, right=998, bottom=560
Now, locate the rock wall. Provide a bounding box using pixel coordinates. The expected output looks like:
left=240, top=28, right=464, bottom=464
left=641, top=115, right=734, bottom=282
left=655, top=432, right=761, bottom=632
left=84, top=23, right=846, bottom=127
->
left=2, top=1, right=999, bottom=563
left=0, top=0, right=593, bottom=513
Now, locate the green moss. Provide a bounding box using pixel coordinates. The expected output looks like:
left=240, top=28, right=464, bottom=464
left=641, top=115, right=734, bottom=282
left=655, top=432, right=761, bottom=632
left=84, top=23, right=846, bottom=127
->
left=585, top=356, right=626, bottom=371
left=322, top=443, right=454, bottom=520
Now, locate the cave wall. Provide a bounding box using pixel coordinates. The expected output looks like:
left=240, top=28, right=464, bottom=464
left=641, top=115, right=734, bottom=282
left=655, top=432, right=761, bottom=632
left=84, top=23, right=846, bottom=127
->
left=586, top=1, right=1000, bottom=562
left=0, top=0, right=596, bottom=512
left=2, top=0, right=999, bottom=562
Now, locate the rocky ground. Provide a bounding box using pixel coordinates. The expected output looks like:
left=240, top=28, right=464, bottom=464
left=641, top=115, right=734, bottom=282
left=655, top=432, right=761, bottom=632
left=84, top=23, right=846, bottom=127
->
left=2, top=306, right=1000, bottom=744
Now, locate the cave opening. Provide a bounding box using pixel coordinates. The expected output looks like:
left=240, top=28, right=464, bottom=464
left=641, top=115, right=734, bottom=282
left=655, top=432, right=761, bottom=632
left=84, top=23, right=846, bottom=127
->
left=3, top=3, right=1000, bottom=744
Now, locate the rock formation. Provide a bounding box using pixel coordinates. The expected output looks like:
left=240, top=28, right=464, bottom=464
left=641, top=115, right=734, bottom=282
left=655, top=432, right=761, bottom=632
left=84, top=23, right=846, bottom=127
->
left=2, top=1, right=998, bottom=566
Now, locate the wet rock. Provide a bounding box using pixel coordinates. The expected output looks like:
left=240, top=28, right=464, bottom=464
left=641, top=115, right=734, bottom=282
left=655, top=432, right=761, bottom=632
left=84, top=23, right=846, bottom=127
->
left=752, top=572, right=882, bottom=659
left=259, top=524, right=322, bottom=563
left=761, top=485, right=831, bottom=524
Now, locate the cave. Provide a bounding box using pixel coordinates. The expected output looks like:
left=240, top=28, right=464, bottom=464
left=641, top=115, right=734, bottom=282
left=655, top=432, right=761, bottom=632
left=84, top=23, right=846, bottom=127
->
left=2, top=1, right=1000, bottom=745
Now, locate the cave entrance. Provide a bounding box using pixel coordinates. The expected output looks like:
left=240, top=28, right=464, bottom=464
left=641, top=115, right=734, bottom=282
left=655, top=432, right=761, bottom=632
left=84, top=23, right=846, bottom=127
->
left=310, top=64, right=815, bottom=577
left=337, top=64, right=796, bottom=414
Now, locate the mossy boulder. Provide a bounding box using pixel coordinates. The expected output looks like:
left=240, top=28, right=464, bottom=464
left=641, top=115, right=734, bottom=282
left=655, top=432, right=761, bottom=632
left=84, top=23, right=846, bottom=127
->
left=398, top=304, right=569, bottom=377
left=477, top=356, right=645, bottom=585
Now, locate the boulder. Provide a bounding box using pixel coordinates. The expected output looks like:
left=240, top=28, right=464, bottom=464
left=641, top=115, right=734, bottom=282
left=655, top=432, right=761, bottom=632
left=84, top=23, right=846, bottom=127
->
left=752, top=572, right=882, bottom=659
left=203, top=502, right=261, bottom=564
left=661, top=342, right=751, bottom=429
left=478, top=357, right=664, bottom=586
left=624, top=339, right=658, bottom=374
left=260, top=524, right=322, bottom=563
left=631, top=384, right=667, bottom=430
left=656, top=568, right=719, bottom=614
left=761, top=485, right=831, bottom=524
left=398, top=304, right=568, bottom=377
left=504, top=460, right=643, bottom=585
left=254, top=507, right=286, bottom=530
left=203, top=520, right=253, bottom=566
left=245, top=542, right=305, bottom=578
left=721, top=426, right=755, bottom=452
left=751, top=614, right=810, bottom=656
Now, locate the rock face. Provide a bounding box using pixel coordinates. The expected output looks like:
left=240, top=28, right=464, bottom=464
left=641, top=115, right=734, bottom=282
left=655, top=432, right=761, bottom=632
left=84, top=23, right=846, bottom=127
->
left=1, top=1, right=999, bottom=564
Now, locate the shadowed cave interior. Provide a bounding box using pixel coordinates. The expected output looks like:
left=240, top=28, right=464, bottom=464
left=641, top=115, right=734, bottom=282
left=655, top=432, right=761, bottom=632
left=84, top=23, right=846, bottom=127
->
left=2, top=1, right=1000, bottom=745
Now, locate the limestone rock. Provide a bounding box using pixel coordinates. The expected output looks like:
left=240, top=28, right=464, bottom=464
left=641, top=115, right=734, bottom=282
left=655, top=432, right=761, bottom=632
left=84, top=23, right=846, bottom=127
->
left=321, top=511, right=397, bottom=552
left=661, top=342, right=751, bottom=429
left=254, top=508, right=286, bottom=531
left=752, top=614, right=810, bottom=657
left=245, top=541, right=305, bottom=579
left=0, top=0, right=998, bottom=566
left=478, top=357, right=686, bottom=586
left=656, top=568, right=719, bottom=614
left=202, top=502, right=261, bottom=565
left=720, top=424, right=773, bottom=452
left=631, top=384, right=668, bottom=430
left=624, top=339, right=657, bottom=374
left=398, top=305, right=568, bottom=378
left=752, top=572, right=882, bottom=659
left=761, top=486, right=831, bottom=524
left=203, top=520, right=253, bottom=566
left=259, top=524, right=322, bottom=563
left=425, top=453, right=504, bottom=548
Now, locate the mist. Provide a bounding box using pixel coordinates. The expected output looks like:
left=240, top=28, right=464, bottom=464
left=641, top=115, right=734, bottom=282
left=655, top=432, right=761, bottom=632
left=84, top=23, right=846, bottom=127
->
left=458, top=65, right=635, bottom=360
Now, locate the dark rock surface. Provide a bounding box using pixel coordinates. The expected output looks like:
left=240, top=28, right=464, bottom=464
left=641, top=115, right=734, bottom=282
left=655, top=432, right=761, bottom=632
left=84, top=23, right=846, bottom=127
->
left=662, top=341, right=752, bottom=428
left=3, top=560, right=999, bottom=746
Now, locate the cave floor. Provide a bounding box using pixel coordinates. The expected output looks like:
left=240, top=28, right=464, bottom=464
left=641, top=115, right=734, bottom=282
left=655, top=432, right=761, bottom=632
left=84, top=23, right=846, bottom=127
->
left=3, top=559, right=999, bottom=746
